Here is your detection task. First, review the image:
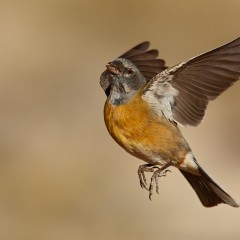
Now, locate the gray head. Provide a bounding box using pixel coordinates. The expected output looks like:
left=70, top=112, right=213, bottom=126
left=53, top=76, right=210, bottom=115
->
left=100, top=58, right=146, bottom=105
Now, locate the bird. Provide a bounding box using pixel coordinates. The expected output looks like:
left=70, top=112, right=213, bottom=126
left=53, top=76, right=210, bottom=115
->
left=100, top=38, right=240, bottom=208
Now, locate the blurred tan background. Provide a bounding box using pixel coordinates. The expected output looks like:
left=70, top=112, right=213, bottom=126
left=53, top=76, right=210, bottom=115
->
left=0, top=0, right=239, bottom=239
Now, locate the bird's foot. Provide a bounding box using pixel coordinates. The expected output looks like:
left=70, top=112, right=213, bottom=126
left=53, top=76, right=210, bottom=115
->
left=138, top=164, right=160, bottom=190
left=149, top=168, right=171, bottom=200
left=137, top=163, right=171, bottom=200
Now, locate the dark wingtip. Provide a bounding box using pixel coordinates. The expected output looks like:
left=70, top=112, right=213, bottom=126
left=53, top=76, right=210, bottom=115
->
left=134, top=41, right=150, bottom=51
left=119, top=41, right=150, bottom=58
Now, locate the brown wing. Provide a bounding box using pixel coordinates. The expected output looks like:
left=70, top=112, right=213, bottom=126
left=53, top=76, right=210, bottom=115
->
left=144, top=37, right=240, bottom=127
left=171, top=37, right=240, bottom=126
left=119, top=42, right=167, bottom=81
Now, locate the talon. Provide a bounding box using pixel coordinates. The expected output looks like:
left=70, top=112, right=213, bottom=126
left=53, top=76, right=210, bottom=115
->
left=149, top=193, right=153, bottom=201
left=149, top=174, right=156, bottom=199
left=137, top=164, right=155, bottom=190
left=137, top=163, right=171, bottom=199
left=149, top=180, right=154, bottom=200
left=138, top=166, right=149, bottom=190
left=155, top=175, right=160, bottom=194
left=147, top=163, right=172, bottom=200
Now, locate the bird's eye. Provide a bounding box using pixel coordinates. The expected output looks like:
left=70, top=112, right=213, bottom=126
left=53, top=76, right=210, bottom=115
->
left=127, top=68, right=133, bottom=75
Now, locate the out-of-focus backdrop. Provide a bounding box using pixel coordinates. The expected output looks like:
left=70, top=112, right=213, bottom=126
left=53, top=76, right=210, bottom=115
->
left=0, top=1, right=239, bottom=239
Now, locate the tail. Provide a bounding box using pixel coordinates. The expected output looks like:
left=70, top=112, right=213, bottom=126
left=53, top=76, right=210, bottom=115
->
left=180, top=162, right=239, bottom=208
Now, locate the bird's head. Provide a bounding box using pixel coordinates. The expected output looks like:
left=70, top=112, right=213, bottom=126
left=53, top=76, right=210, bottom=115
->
left=100, top=58, right=146, bottom=105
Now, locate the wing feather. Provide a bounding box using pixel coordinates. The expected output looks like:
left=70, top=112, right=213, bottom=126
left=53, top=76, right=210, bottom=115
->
left=143, top=37, right=240, bottom=126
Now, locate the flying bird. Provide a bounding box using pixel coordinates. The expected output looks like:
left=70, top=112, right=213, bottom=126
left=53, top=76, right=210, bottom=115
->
left=100, top=38, right=240, bottom=207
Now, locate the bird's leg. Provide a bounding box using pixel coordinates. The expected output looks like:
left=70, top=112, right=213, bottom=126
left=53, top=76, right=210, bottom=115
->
left=138, top=164, right=160, bottom=190
left=154, top=169, right=171, bottom=194
left=148, top=163, right=172, bottom=200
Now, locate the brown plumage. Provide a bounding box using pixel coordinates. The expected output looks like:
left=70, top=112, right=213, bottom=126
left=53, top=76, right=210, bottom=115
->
left=104, top=91, right=189, bottom=165
left=100, top=38, right=240, bottom=208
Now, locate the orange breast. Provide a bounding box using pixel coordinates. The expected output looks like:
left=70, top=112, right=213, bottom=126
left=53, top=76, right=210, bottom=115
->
left=104, top=93, right=189, bottom=164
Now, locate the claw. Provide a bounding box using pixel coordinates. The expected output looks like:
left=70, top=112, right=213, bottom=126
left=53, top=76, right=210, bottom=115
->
left=137, top=163, right=171, bottom=199
left=149, top=192, right=153, bottom=201
left=149, top=174, right=155, bottom=200
left=137, top=163, right=172, bottom=200
left=155, top=174, right=160, bottom=194
left=138, top=166, right=148, bottom=190
left=137, top=164, right=157, bottom=190
left=164, top=169, right=172, bottom=174
left=149, top=171, right=158, bottom=199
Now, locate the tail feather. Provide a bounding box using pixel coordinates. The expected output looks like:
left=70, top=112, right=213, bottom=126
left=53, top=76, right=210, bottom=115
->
left=180, top=163, right=239, bottom=208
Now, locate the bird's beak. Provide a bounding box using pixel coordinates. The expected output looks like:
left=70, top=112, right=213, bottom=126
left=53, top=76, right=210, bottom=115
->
left=106, top=64, right=120, bottom=75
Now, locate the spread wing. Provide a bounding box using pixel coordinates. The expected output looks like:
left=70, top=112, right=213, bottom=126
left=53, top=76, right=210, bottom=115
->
left=143, top=37, right=240, bottom=126
left=119, top=41, right=167, bottom=81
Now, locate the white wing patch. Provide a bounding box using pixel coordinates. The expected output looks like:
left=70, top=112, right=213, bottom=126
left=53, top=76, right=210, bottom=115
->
left=143, top=72, right=178, bottom=120
left=142, top=62, right=186, bottom=121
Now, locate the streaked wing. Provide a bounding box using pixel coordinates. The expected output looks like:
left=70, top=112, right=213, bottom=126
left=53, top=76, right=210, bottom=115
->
left=119, top=42, right=167, bottom=81
left=144, top=37, right=240, bottom=126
